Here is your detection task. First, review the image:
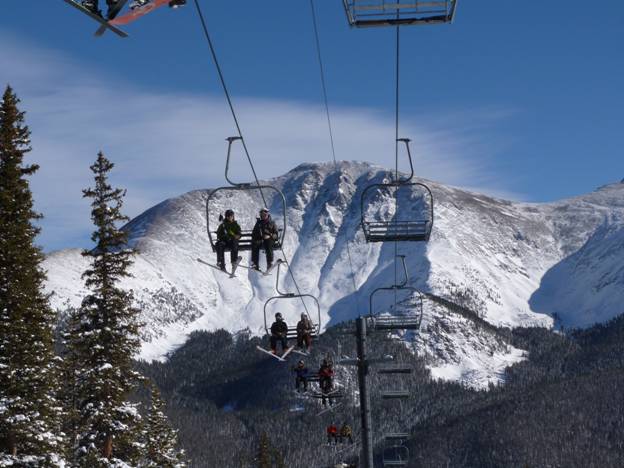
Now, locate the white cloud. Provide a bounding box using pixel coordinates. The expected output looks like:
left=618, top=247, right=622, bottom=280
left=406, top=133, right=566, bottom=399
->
left=0, top=32, right=521, bottom=251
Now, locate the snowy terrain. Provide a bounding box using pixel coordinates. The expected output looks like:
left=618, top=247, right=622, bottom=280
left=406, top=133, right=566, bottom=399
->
left=43, top=161, right=624, bottom=388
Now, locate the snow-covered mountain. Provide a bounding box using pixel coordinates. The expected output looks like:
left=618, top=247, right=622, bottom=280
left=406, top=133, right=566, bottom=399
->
left=43, top=161, right=624, bottom=386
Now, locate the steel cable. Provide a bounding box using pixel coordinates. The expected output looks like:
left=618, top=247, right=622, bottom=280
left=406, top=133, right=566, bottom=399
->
left=193, top=0, right=311, bottom=319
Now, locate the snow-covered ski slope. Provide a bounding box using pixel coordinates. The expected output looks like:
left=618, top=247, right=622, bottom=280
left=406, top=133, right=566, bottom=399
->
left=44, top=162, right=624, bottom=384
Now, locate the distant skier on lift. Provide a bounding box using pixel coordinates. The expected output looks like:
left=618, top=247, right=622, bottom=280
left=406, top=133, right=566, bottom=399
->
left=296, top=313, right=314, bottom=352
left=338, top=423, right=354, bottom=444
left=251, top=207, right=279, bottom=272
left=293, top=360, right=309, bottom=392
left=215, top=209, right=241, bottom=272
left=270, top=312, right=289, bottom=356
left=318, top=358, right=335, bottom=406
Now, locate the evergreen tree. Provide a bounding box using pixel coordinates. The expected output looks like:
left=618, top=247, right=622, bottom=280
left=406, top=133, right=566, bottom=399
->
left=66, top=151, right=143, bottom=466
left=143, top=384, right=186, bottom=467
left=0, top=85, right=64, bottom=465
left=255, top=433, right=272, bottom=468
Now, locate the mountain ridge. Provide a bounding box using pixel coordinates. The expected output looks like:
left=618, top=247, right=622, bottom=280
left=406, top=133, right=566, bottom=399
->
left=43, top=161, right=624, bottom=386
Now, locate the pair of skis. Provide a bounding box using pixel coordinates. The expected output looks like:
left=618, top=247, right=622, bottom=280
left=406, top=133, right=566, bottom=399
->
left=197, top=256, right=242, bottom=278
left=63, top=0, right=173, bottom=38
left=256, top=345, right=294, bottom=362
left=196, top=258, right=283, bottom=278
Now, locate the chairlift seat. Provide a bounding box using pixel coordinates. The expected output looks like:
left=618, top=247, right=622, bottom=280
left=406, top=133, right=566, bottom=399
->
left=372, top=315, right=422, bottom=330
left=378, top=367, right=412, bottom=374
left=362, top=220, right=431, bottom=242
left=286, top=324, right=320, bottom=341
left=381, top=390, right=410, bottom=399
left=209, top=229, right=283, bottom=252
left=343, top=0, right=457, bottom=28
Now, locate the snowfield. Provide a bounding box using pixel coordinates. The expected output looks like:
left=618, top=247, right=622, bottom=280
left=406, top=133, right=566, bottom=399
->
left=43, top=161, right=624, bottom=388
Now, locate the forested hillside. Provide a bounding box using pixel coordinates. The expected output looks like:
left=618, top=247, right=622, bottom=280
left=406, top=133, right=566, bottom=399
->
left=138, top=311, right=624, bottom=467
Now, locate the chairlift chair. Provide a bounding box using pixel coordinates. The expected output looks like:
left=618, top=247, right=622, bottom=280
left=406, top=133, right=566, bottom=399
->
left=343, top=0, right=458, bottom=28
left=382, top=434, right=410, bottom=466
left=360, top=139, right=433, bottom=243
left=263, top=261, right=322, bottom=341
left=206, top=137, right=287, bottom=252
left=368, top=256, right=424, bottom=331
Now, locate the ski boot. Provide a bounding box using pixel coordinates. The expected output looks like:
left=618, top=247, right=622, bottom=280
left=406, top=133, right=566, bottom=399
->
left=82, top=0, right=102, bottom=16
left=217, top=262, right=226, bottom=272
left=129, top=0, right=150, bottom=10
left=168, top=0, right=186, bottom=8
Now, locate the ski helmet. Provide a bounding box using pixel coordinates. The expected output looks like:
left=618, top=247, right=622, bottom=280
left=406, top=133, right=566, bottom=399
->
left=225, top=209, right=234, bottom=217
left=275, top=312, right=283, bottom=320
left=260, top=207, right=269, bottom=214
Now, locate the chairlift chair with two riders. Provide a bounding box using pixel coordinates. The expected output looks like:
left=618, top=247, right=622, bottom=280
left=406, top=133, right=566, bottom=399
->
left=368, top=255, right=424, bottom=331
left=342, top=0, right=458, bottom=28
left=263, top=261, right=322, bottom=354
left=204, top=136, right=287, bottom=273
left=360, top=139, right=433, bottom=243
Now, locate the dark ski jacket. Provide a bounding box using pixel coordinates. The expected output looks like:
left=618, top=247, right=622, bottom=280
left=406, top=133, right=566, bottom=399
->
left=217, top=219, right=241, bottom=242
left=296, top=317, right=314, bottom=336
left=270, top=319, right=288, bottom=337
left=252, top=215, right=278, bottom=243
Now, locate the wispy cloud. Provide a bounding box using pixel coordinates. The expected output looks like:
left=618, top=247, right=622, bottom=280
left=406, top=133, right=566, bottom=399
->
left=0, top=32, right=521, bottom=251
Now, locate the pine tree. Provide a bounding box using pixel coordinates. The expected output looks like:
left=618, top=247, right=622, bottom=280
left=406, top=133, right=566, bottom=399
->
left=0, top=86, right=64, bottom=465
left=143, top=384, right=186, bottom=467
left=66, top=151, right=143, bottom=466
left=255, top=433, right=272, bottom=468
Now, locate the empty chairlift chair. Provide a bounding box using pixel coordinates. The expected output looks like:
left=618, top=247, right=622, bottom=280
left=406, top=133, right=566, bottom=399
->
left=206, top=136, right=287, bottom=253
left=360, top=139, right=433, bottom=243
left=382, top=434, right=410, bottom=466
left=368, top=256, right=424, bottom=331
left=343, top=0, right=458, bottom=28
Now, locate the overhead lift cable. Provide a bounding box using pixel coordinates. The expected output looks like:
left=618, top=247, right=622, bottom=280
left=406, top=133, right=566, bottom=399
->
left=309, top=0, right=360, bottom=300
left=192, top=0, right=311, bottom=317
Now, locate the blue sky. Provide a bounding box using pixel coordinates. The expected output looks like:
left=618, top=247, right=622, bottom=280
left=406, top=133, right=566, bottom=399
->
left=1, top=1, right=623, bottom=251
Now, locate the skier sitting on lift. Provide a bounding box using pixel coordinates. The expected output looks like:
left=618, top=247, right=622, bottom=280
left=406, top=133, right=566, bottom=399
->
left=318, top=359, right=335, bottom=406
left=326, top=423, right=338, bottom=445
left=293, top=360, right=309, bottom=392
left=251, top=208, right=278, bottom=271
left=338, top=423, right=353, bottom=444
left=296, top=313, right=314, bottom=352
left=215, top=209, right=241, bottom=271
left=270, top=312, right=289, bottom=356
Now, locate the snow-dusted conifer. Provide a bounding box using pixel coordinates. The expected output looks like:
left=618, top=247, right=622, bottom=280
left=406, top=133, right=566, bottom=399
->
left=142, top=385, right=186, bottom=467
left=66, top=151, right=143, bottom=466
left=0, top=86, right=65, bottom=465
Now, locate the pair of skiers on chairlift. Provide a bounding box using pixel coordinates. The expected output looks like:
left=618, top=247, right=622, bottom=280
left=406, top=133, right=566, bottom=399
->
left=81, top=0, right=185, bottom=19
left=216, top=207, right=278, bottom=273
left=270, top=312, right=314, bottom=356
left=326, top=423, right=353, bottom=445
left=294, top=357, right=336, bottom=406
